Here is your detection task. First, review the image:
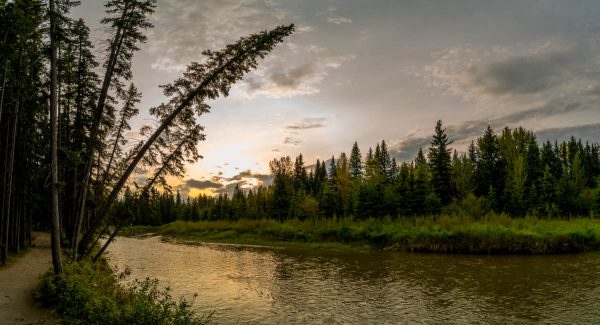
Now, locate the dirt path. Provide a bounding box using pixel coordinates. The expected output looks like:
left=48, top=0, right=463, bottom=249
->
left=0, top=232, right=59, bottom=324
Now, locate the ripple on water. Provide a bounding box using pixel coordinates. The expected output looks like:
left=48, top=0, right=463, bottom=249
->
left=107, top=237, right=600, bottom=324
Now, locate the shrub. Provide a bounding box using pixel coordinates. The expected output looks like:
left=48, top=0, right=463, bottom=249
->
left=36, top=260, right=209, bottom=325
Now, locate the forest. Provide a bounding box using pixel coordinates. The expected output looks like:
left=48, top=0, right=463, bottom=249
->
left=122, top=122, right=600, bottom=226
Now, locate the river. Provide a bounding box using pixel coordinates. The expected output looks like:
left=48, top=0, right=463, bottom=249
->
left=107, top=236, right=600, bottom=324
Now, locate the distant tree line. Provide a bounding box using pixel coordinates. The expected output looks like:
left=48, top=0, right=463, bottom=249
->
left=124, top=121, right=600, bottom=225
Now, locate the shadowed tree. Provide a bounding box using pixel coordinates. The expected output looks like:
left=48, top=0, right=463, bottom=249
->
left=79, top=24, right=295, bottom=256
left=92, top=124, right=204, bottom=260
left=428, top=120, right=453, bottom=204
left=73, top=0, right=157, bottom=258
left=349, top=141, right=363, bottom=180
left=49, top=0, right=64, bottom=275
left=474, top=126, right=505, bottom=210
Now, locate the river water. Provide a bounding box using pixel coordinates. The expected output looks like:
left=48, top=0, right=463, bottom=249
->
left=107, top=236, right=600, bottom=324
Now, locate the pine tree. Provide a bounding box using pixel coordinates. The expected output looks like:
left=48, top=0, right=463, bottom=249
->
left=412, top=148, right=432, bottom=214
left=474, top=126, right=505, bottom=209
left=379, top=140, right=393, bottom=183
left=293, top=153, right=308, bottom=191
left=349, top=141, right=363, bottom=179
left=428, top=120, right=453, bottom=204
left=268, top=156, right=292, bottom=221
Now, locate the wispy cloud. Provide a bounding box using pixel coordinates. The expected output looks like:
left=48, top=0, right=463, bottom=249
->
left=241, top=55, right=354, bottom=98
left=148, top=0, right=289, bottom=73
left=186, top=179, right=223, bottom=190
left=317, top=6, right=352, bottom=25
left=283, top=137, right=302, bottom=146
left=535, top=123, right=600, bottom=143
left=423, top=39, right=600, bottom=104
left=227, top=169, right=273, bottom=184
left=285, top=117, right=330, bottom=130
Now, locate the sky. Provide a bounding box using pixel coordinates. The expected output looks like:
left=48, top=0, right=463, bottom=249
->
left=72, top=0, right=600, bottom=197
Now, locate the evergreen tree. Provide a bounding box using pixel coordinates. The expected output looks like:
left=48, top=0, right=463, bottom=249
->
left=293, top=153, right=308, bottom=191
left=378, top=140, right=393, bottom=183
left=427, top=120, right=453, bottom=204
left=412, top=148, right=432, bottom=214
left=474, top=126, right=505, bottom=209
left=269, top=156, right=292, bottom=220
left=349, top=141, right=363, bottom=179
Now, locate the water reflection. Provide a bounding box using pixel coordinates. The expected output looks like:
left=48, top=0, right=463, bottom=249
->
left=107, top=237, right=600, bottom=324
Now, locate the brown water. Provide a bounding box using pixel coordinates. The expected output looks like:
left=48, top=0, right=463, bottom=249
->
left=107, top=236, right=600, bottom=324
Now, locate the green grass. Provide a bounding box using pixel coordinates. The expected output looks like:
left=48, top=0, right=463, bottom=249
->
left=36, top=259, right=210, bottom=324
left=119, top=225, right=160, bottom=237
left=124, top=215, right=600, bottom=254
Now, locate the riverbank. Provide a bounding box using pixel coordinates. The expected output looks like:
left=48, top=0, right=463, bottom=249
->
left=122, top=215, right=600, bottom=254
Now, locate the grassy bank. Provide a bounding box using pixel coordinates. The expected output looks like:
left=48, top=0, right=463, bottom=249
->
left=36, top=259, right=209, bottom=324
left=123, top=215, right=600, bottom=254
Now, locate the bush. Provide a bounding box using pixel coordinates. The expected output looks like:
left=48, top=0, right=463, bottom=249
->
left=36, top=260, right=209, bottom=325
left=445, top=193, right=491, bottom=219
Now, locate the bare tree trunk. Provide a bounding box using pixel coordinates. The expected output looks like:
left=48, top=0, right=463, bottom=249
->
left=0, top=61, right=7, bottom=127
left=100, top=109, right=127, bottom=188
left=1, top=134, right=9, bottom=264
left=6, top=96, right=19, bottom=254
left=72, top=5, right=130, bottom=259
left=49, top=0, right=63, bottom=276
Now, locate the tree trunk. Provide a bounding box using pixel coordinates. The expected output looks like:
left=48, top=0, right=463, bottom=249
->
left=6, top=96, right=19, bottom=254
left=49, top=0, right=63, bottom=276
left=72, top=4, right=130, bottom=259
left=0, top=61, right=7, bottom=127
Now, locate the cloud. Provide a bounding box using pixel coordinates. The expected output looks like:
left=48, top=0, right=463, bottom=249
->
left=423, top=40, right=598, bottom=103
left=148, top=1, right=354, bottom=98
left=148, top=0, right=289, bottom=73
left=150, top=56, right=186, bottom=73
left=535, top=123, right=600, bottom=144
left=175, top=178, right=223, bottom=197
left=389, top=136, right=431, bottom=162
left=317, top=6, right=352, bottom=25
left=178, top=169, right=273, bottom=197
left=210, top=169, right=274, bottom=195
left=327, top=16, right=352, bottom=25
left=285, top=117, right=330, bottom=130
left=185, top=179, right=223, bottom=189
left=283, top=137, right=302, bottom=146
left=271, top=63, right=316, bottom=89
left=468, top=49, right=578, bottom=96
left=227, top=169, right=273, bottom=184
left=241, top=55, right=354, bottom=98
left=296, top=25, right=315, bottom=34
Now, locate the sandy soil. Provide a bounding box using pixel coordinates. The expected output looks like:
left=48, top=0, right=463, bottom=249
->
left=0, top=232, right=59, bottom=324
